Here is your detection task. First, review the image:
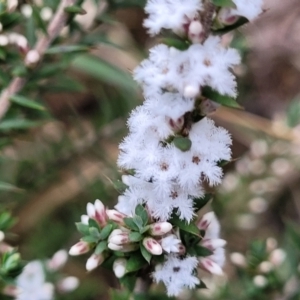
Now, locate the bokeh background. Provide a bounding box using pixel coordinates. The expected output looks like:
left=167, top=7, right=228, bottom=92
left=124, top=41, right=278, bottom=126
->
left=1, top=0, right=300, bottom=299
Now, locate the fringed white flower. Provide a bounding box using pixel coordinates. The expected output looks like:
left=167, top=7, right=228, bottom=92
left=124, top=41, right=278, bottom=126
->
left=153, top=255, right=200, bottom=296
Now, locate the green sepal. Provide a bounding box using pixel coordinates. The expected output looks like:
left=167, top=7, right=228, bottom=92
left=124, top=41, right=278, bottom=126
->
left=94, top=241, right=107, bottom=255
left=75, top=222, right=90, bottom=236
left=135, top=205, right=148, bottom=226
left=202, top=86, right=242, bottom=109
left=173, top=137, right=192, bottom=152
left=89, top=227, right=101, bottom=239
left=194, top=245, right=213, bottom=257
left=129, top=232, right=142, bottom=243
left=140, top=244, right=152, bottom=264
left=212, top=0, right=235, bottom=8
left=88, top=218, right=101, bottom=232
left=124, top=218, right=139, bottom=232
left=113, top=180, right=129, bottom=194
left=161, top=37, right=191, bottom=50
left=126, top=252, right=146, bottom=273
left=81, top=236, right=98, bottom=243
left=170, top=214, right=200, bottom=236
left=99, top=223, right=113, bottom=240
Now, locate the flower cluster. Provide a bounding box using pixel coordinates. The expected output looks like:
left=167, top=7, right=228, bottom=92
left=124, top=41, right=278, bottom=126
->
left=70, top=0, right=265, bottom=296
left=3, top=250, right=79, bottom=300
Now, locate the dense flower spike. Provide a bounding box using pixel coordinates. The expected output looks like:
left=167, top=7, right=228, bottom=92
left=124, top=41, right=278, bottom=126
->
left=69, top=0, right=265, bottom=297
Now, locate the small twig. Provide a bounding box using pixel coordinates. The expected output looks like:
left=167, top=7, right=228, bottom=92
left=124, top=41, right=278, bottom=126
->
left=0, top=0, right=77, bottom=121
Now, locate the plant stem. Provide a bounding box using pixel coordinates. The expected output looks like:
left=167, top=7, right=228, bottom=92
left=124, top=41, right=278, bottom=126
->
left=0, top=0, right=77, bottom=121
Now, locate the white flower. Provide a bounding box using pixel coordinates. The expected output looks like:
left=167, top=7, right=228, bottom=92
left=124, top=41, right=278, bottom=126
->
left=161, top=235, right=181, bottom=253
left=16, top=261, right=54, bottom=300
left=144, top=0, right=202, bottom=36
left=153, top=254, right=200, bottom=296
left=232, top=0, right=263, bottom=21
left=134, top=37, right=240, bottom=98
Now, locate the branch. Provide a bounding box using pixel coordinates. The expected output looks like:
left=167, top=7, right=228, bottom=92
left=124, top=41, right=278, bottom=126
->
left=0, top=0, right=77, bottom=120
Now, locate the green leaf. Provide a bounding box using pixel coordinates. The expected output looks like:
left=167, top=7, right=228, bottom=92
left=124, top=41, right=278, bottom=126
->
left=124, top=218, right=139, bottom=232
left=212, top=0, right=235, bottom=7
left=133, top=216, right=144, bottom=232
left=126, top=252, right=145, bottom=273
left=0, top=181, right=23, bottom=193
left=0, top=119, right=42, bottom=131
left=173, top=137, right=192, bottom=152
left=94, top=241, right=107, bottom=255
left=46, top=45, right=89, bottom=54
left=129, top=232, right=142, bottom=243
left=88, top=219, right=101, bottom=232
left=194, top=245, right=213, bottom=257
left=89, top=227, right=101, bottom=239
left=0, top=212, right=16, bottom=231
left=0, top=47, right=6, bottom=60
left=99, top=224, right=113, bottom=240
left=193, top=194, right=212, bottom=212
left=170, top=214, right=200, bottom=236
left=64, top=5, right=87, bottom=14
left=107, top=0, right=146, bottom=9
left=32, top=6, right=48, bottom=35
left=161, top=37, right=190, bottom=50
left=119, top=274, right=137, bottom=292
left=202, top=86, right=242, bottom=109
left=81, top=236, right=98, bottom=243
left=213, top=17, right=249, bottom=35
left=140, top=244, right=152, bottom=264
left=71, top=54, right=137, bottom=91
left=10, top=95, right=46, bottom=111
left=11, top=65, right=28, bottom=77
left=135, top=205, right=148, bottom=226
left=286, top=222, right=300, bottom=251
left=286, top=97, right=300, bottom=128
left=110, top=290, right=131, bottom=300
left=75, top=222, right=90, bottom=235
left=113, top=180, right=128, bottom=194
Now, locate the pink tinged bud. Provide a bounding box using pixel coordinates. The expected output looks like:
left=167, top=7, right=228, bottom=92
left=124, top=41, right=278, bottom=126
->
left=69, top=241, right=90, bottom=256
left=87, top=200, right=107, bottom=227
left=109, top=233, right=130, bottom=245
left=25, top=50, right=40, bottom=66
left=108, top=242, right=123, bottom=251
left=0, top=35, right=8, bottom=47
left=86, top=253, right=104, bottom=271
left=217, top=8, right=239, bottom=25
left=183, top=85, right=199, bottom=98
left=7, top=0, right=18, bottom=12
left=143, top=237, right=163, bottom=255
left=149, top=222, right=172, bottom=236
left=113, top=258, right=127, bottom=278
left=108, top=229, right=123, bottom=241
left=197, top=212, right=215, bottom=231
left=106, top=209, right=126, bottom=226
left=201, top=239, right=227, bottom=251
left=188, top=20, right=204, bottom=44
left=199, top=258, right=223, bottom=276
left=230, top=252, right=247, bottom=268
left=57, top=276, right=79, bottom=293
left=48, top=250, right=68, bottom=271
left=200, top=99, right=220, bottom=115
left=269, top=249, right=286, bottom=266
left=81, top=214, right=89, bottom=225
left=87, top=202, right=95, bottom=218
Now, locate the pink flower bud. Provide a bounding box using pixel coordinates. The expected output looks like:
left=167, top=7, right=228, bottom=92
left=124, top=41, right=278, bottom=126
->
left=197, top=212, right=216, bottom=231
left=86, top=254, right=104, bottom=271
left=106, top=209, right=126, bottom=226
left=48, top=249, right=68, bottom=271
left=109, top=233, right=130, bottom=245
left=201, top=239, right=226, bottom=251
left=200, top=99, right=220, bottom=115
left=149, top=222, right=172, bottom=236
left=113, top=258, right=127, bottom=278
left=143, top=237, right=163, bottom=255
left=217, top=8, right=239, bottom=25
left=25, top=50, right=40, bottom=66
left=87, top=200, right=107, bottom=227
left=167, top=116, right=184, bottom=132
left=269, top=249, right=286, bottom=266
left=108, top=229, right=123, bottom=241
left=81, top=214, right=89, bottom=225
left=178, top=243, right=186, bottom=255
left=69, top=241, right=90, bottom=256
left=7, top=0, right=18, bottom=12
left=188, top=20, right=204, bottom=43
left=199, top=257, right=223, bottom=275
left=108, top=242, right=123, bottom=251
left=57, top=276, right=79, bottom=293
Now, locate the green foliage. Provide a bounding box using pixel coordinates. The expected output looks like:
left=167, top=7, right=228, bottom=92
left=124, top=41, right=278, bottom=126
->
left=286, top=96, right=300, bottom=128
